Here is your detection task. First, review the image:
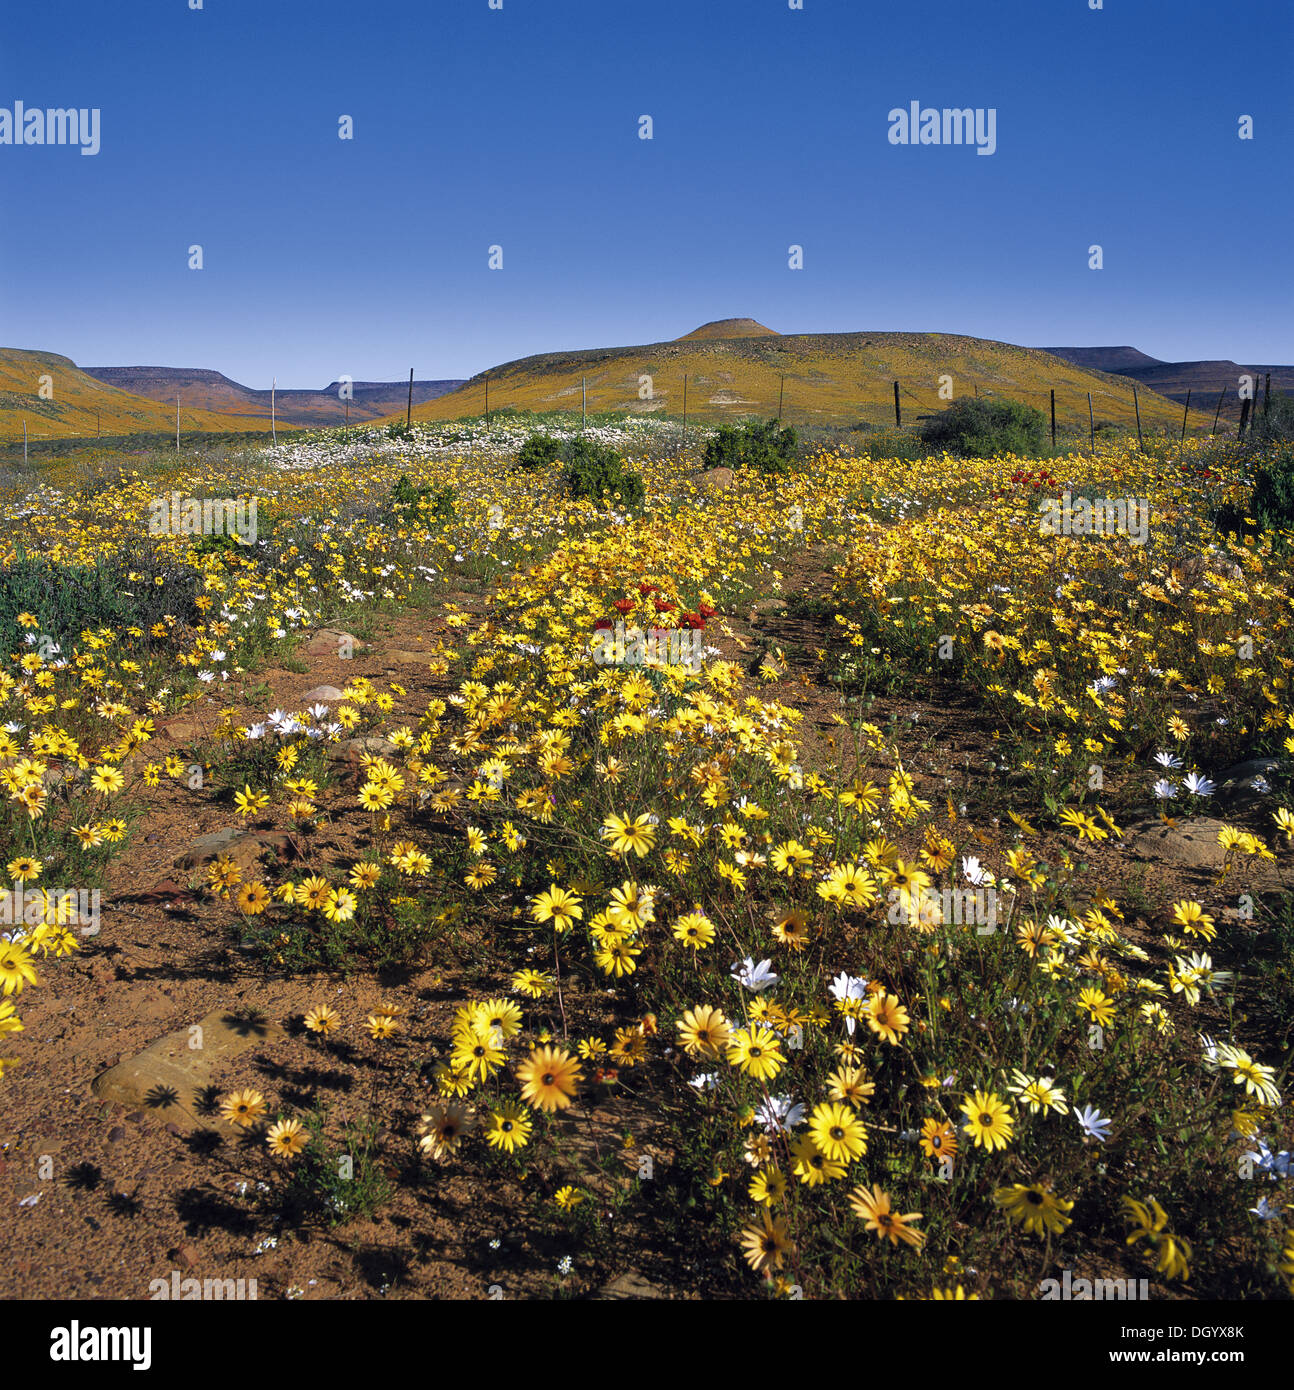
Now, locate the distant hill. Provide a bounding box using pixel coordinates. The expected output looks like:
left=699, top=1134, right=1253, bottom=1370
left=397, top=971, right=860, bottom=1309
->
left=0, top=349, right=285, bottom=442
left=395, top=321, right=1210, bottom=432
left=1044, top=346, right=1294, bottom=418
left=677, top=318, right=780, bottom=341
left=1041, top=346, right=1164, bottom=373
left=82, top=366, right=465, bottom=428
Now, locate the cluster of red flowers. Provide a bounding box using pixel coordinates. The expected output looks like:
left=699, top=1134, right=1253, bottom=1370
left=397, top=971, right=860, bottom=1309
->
left=593, top=586, right=715, bottom=632
left=1007, top=468, right=1060, bottom=489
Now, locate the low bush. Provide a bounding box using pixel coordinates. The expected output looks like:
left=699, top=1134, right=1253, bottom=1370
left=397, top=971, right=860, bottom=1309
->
left=702, top=419, right=799, bottom=476
left=918, top=396, right=1048, bottom=457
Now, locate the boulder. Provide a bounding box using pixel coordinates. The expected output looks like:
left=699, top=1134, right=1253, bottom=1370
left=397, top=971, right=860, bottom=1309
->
left=91, top=1007, right=287, bottom=1130
left=303, top=629, right=366, bottom=660
left=1128, top=817, right=1232, bottom=871
left=697, top=467, right=734, bottom=492
left=174, top=827, right=297, bottom=874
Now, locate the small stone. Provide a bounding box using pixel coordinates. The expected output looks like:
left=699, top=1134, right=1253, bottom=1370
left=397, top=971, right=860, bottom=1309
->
left=696, top=466, right=734, bottom=492
left=304, top=628, right=366, bottom=659
left=301, top=685, right=345, bottom=703
left=171, top=1243, right=200, bottom=1270
left=325, top=736, right=398, bottom=764
left=1215, top=757, right=1286, bottom=803
left=174, top=828, right=297, bottom=874
left=598, top=1270, right=668, bottom=1300
left=91, top=1008, right=287, bottom=1131
left=107, top=1127, right=126, bottom=1143
left=1128, top=817, right=1234, bottom=871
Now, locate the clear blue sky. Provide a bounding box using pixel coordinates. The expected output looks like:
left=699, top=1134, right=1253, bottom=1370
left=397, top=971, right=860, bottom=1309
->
left=2, top=0, right=1290, bottom=387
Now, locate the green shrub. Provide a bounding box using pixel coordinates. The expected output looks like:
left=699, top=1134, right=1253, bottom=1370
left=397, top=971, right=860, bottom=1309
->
left=516, top=433, right=561, bottom=472
left=1249, top=442, right=1294, bottom=539
left=390, top=474, right=456, bottom=526
left=0, top=546, right=202, bottom=656
left=918, top=396, right=1048, bottom=457
left=273, top=1107, right=392, bottom=1228
left=560, top=437, right=645, bottom=508
left=702, top=419, right=799, bottom=476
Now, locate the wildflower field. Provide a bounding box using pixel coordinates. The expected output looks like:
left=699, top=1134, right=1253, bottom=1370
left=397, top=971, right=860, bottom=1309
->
left=1, top=416, right=1291, bottom=1302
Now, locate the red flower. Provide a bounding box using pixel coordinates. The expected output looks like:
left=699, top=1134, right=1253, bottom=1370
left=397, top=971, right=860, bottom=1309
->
left=679, top=613, right=706, bottom=630
left=653, top=598, right=676, bottom=613
left=612, top=598, right=635, bottom=614
left=697, top=602, right=717, bottom=618
left=638, top=583, right=660, bottom=596
left=594, top=618, right=613, bottom=631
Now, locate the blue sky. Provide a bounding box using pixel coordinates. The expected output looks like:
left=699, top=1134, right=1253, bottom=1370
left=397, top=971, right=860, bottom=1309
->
left=2, top=0, right=1290, bottom=386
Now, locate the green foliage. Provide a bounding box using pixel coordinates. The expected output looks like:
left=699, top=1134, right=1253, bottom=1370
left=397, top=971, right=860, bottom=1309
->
left=560, top=436, right=645, bottom=508
left=702, top=418, right=800, bottom=476
left=385, top=421, right=415, bottom=441
left=0, top=546, right=201, bottom=656
left=238, top=864, right=458, bottom=975
left=189, top=530, right=248, bottom=559
left=516, top=432, right=561, bottom=472
left=918, top=396, right=1048, bottom=457
left=1249, top=442, right=1294, bottom=539
left=390, top=473, right=456, bottom=526
left=273, top=1107, right=393, bottom=1228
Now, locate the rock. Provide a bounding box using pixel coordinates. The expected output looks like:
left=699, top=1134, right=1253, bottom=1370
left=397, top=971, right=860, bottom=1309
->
left=157, top=718, right=203, bottom=745
left=598, top=1270, right=668, bottom=1300
left=1215, top=757, right=1285, bottom=803
left=304, top=629, right=366, bottom=660
left=174, top=828, right=297, bottom=874
left=697, top=466, right=734, bottom=492
left=91, top=1007, right=287, bottom=1131
left=751, top=597, right=788, bottom=615
left=325, top=736, right=397, bottom=765
left=42, top=764, right=84, bottom=789
left=108, top=1127, right=126, bottom=1145
left=301, top=685, right=345, bottom=703
left=387, top=650, right=429, bottom=665
left=171, top=1243, right=200, bottom=1270
left=1128, top=817, right=1233, bottom=871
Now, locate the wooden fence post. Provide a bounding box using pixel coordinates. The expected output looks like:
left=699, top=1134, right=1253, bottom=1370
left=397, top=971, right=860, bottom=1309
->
left=1180, top=389, right=1191, bottom=441
left=1133, top=386, right=1143, bottom=449
left=1050, top=388, right=1056, bottom=446
left=1212, top=386, right=1226, bottom=435
left=1087, top=391, right=1095, bottom=451
left=893, top=380, right=901, bottom=427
